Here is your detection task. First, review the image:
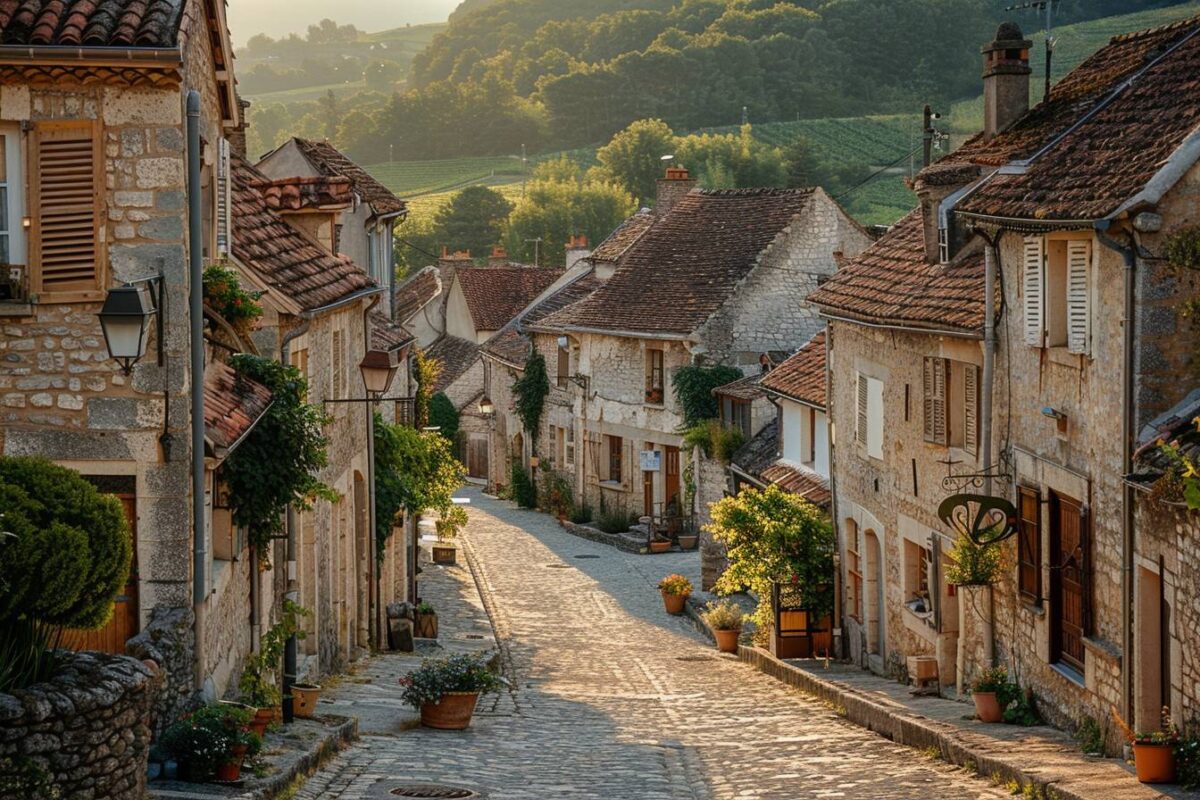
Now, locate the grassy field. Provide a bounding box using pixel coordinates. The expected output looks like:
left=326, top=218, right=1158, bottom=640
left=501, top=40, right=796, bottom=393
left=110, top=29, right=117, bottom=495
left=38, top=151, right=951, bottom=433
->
left=243, top=80, right=368, bottom=104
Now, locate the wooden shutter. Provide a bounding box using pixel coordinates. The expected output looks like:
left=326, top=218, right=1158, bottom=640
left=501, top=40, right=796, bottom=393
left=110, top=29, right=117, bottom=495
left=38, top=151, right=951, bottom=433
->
left=855, top=374, right=868, bottom=446
left=332, top=329, right=345, bottom=399
left=964, top=363, right=979, bottom=456
left=1022, top=236, right=1044, bottom=347
left=1017, top=486, right=1041, bottom=603
left=929, top=535, right=942, bottom=631
left=31, top=120, right=103, bottom=298
left=922, top=357, right=947, bottom=445
left=1066, top=240, right=1091, bottom=354
left=216, top=137, right=230, bottom=256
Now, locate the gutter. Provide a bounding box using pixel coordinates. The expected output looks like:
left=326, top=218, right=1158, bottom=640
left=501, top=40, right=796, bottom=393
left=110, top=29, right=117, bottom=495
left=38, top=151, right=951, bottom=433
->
left=816, top=310, right=983, bottom=340
left=760, top=385, right=825, bottom=413
left=525, top=321, right=693, bottom=342
left=0, top=44, right=183, bottom=65
left=302, top=285, right=384, bottom=317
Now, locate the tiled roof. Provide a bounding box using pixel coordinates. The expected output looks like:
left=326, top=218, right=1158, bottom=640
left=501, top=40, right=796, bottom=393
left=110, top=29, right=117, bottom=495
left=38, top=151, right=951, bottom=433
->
left=394, top=266, right=442, bottom=324
left=1132, top=388, right=1200, bottom=480
left=455, top=266, right=564, bottom=332
left=588, top=209, right=655, bottom=263
left=0, top=0, right=183, bottom=46
left=806, top=210, right=986, bottom=335
left=252, top=175, right=353, bottom=212
left=713, top=373, right=763, bottom=401
left=291, top=138, right=406, bottom=217
left=761, top=330, right=826, bottom=407
left=953, top=18, right=1200, bottom=221
left=231, top=155, right=377, bottom=313
left=480, top=272, right=602, bottom=366
left=542, top=189, right=817, bottom=336
left=760, top=462, right=831, bottom=507
left=425, top=335, right=480, bottom=395
left=369, top=310, right=413, bottom=353
left=204, top=360, right=273, bottom=456
left=732, top=419, right=780, bottom=478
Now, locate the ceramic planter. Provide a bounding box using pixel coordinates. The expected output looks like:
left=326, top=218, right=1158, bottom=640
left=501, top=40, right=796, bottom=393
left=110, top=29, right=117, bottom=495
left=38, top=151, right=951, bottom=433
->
left=249, top=707, right=275, bottom=738
left=648, top=539, right=671, bottom=554
left=432, top=543, right=457, bottom=565
left=661, top=591, right=688, bottom=615
left=1133, top=743, right=1177, bottom=783
left=292, top=684, right=322, bottom=718
left=215, top=760, right=242, bottom=782
left=713, top=628, right=740, bottom=653
left=677, top=534, right=699, bottom=550
left=420, top=691, right=480, bottom=730
left=415, top=612, right=439, bottom=639
left=972, top=691, right=1003, bottom=723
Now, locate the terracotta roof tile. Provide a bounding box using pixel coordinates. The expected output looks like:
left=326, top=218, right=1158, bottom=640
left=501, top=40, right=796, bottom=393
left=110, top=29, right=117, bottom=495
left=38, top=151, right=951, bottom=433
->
left=761, top=330, right=826, bottom=407
left=425, top=335, right=479, bottom=395
left=588, top=209, right=655, bottom=263
left=455, top=266, right=563, bottom=332
left=393, top=266, right=442, bottom=323
left=252, top=175, right=354, bottom=212
left=1132, top=388, right=1200, bottom=480
left=480, top=272, right=602, bottom=366
left=807, top=210, right=986, bottom=334
left=760, top=462, right=831, bottom=507
left=543, top=188, right=817, bottom=336
left=231, top=154, right=378, bottom=312
left=291, top=138, right=406, bottom=217
left=712, top=373, right=763, bottom=401
left=369, top=310, right=412, bottom=353
left=204, top=360, right=272, bottom=455
left=0, top=0, right=183, bottom=45
left=733, top=419, right=780, bottom=477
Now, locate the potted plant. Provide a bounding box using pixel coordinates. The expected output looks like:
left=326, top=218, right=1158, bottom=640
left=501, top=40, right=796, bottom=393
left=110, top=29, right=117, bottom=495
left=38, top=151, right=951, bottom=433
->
left=1114, top=707, right=1180, bottom=783
left=433, top=505, right=467, bottom=565
left=292, top=683, right=323, bottom=718
left=971, top=666, right=1010, bottom=723
left=648, top=536, right=672, bottom=554
left=677, top=532, right=699, bottom=550
left=399, top=653, right=501, bottom=730
left=658, top=574, right=693, bottom=615
left=701, top=600, right=743, bottom=653
left=159, top=704, right=261, bottom=784
left=415, top=601, right=439, bottom=639
left=239, top=600, right=310, bottom=734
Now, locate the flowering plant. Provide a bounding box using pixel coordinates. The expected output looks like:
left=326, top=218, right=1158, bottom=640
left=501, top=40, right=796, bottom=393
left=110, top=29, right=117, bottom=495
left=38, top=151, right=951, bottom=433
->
left=398, top=653, right=501, bottom=708
left=701, top=600, right=743, bottom=631
left=658, top=574, right=693, bottom=596
left=202, top=263, right=263, bottom=338
left=159, top=703, right=262, bottom=780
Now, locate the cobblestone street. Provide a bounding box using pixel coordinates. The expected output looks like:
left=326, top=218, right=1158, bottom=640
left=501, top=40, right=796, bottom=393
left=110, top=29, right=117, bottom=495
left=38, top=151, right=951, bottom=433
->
left=297, top=489, right=1008, bottom=800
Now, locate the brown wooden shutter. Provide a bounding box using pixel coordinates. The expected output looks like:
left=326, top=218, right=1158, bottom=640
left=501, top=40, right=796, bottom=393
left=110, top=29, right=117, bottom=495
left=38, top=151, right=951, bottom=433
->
left=964, top=363, right=979, bottom=456
left=1017, top=486, right=1041, bottom=603
left=922, top=357, right=947, bottom=445
left=31, top=120, right=104, bottom=298
left=855, top=374, right=868, bottom=446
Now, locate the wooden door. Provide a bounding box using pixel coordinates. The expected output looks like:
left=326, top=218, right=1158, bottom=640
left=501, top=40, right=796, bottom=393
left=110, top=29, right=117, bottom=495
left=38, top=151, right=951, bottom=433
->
left=63, top=488, right=138, bottom=653
left=664, top=446, right=680, bottom=511
left=1050, top=492, right=1086, bottom=672
left=643, top=467, right=654, bottom=517
left=467, top=433, right=489, bottom=479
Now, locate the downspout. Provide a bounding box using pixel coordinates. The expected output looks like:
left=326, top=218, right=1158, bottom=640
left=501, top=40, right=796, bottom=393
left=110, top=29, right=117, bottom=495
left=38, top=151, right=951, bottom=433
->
left=187, top=90, right=208, bottom=694
left=362, top=294, right=382, bottom=653
left=279, top=318, right=311, bottom=724
left=1096, top=219, right=1137, bottom=723
left=981, top=231, right=1000, bottom=670
left=822, top=328, right=843, bottom=658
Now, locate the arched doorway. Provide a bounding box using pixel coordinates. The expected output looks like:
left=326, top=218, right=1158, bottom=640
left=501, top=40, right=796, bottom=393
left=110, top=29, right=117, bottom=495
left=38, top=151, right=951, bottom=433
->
left=863, top=528, right=884, bottom=657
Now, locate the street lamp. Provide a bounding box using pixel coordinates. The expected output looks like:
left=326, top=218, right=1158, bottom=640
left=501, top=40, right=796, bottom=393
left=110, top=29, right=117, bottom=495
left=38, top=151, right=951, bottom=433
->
left=359, top=349, right=399, bottom=399
left=98, top=280, right=162, bottom=374
left=478, top=395, right=495, bottom=415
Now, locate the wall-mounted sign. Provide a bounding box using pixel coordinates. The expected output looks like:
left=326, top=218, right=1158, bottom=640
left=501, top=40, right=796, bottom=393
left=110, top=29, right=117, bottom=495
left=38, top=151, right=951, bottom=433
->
left=937, top=493, right=1018, bottom=545
left=639, top=450, right=662, bottom=472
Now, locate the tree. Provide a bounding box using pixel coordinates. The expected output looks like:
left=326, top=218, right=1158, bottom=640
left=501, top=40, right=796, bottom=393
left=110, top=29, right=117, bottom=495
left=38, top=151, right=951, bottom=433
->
left=675, top=125, right=787, bottom=189
left=413, top=347, right=442, bottom=428
left=373, top=414, right=466, bottom=555
left=429, top=392, right=460, bottom=442
left=594, top=118, right=677, bottom=205
left=782, top=136, right=823, bottom=189
left=709, top=484, right=834, bottom=640
left=318, top=90, right=340, bottom=142
left=433, top=186, right=514, bottom=258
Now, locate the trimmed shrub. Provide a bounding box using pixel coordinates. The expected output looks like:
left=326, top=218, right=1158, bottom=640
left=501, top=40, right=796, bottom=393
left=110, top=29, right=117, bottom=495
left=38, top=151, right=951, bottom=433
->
left=428, top=392, right=460, bottom=441
left=510, top=464, right=537, bottom=508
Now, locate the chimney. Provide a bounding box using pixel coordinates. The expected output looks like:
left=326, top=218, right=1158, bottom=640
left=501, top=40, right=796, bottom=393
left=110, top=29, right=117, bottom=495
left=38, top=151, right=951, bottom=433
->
left=564, top=234, right=591, bottom=270
left=982, top=22, right=1031, bottom=140
left=655, top=165, right=696, bottom=215
left=488, top=245, right=508, bottom=267
left=226, top=96, right=251, bottom=159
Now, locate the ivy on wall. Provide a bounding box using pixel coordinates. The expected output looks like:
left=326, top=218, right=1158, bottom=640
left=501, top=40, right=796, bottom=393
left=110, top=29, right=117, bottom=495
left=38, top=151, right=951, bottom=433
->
left=513, top=351, right=549, bottom=453
left=672, top=364, right=742, bottom=427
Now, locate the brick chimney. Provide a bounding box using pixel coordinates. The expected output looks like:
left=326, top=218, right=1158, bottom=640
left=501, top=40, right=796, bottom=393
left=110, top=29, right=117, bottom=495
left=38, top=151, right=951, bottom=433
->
left=488, top=245, right=508, bottom=267
left=564, top=234, right=591, bottom=270
left=227, top=96, right=251, bottom=158
left=655, top=165, right=697, bottom=215
left=982, top=22, right=1031, bottom=140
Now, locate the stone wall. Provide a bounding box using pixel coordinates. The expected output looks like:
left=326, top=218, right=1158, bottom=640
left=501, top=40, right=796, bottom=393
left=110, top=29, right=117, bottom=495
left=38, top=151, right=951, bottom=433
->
left=695, top=450, right=731, bottom=591
left=125, top=606, right=196, bottom=736
left=202, top=553, right=256, bottom=701
left=0, top=652, right=159, bottom=800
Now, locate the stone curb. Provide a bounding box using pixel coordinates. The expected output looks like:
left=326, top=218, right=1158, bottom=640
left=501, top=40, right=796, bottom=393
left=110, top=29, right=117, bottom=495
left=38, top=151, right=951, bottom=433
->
left=735, top=647, right=1165, bottom=800
left=557, top=518, right=645, bottom=554
left=242, top=716, right=358, bottom=800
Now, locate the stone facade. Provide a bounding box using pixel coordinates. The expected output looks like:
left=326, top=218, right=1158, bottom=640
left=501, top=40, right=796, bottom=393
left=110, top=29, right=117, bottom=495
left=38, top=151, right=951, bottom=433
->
left=125, top=607, right=196, bottom=737
left=0, top=652, right=159, bottom=800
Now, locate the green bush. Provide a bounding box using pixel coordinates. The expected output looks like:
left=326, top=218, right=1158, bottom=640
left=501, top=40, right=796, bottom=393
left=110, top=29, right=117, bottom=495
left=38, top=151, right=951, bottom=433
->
left=672, top=364, right=742, bottom=427
left=428, top=392, right=459, bottom=441
left=945, top=533, right=1005, bottom=586
left=0, top=457, right=131, bottom=630
left=159, top=704, right=262, bottom=781
left=569, top=504, right=593, bottom=524
left=540, top=471, right=573, bottom=517
left=398, top=652, right=501, bottom=708
left=596, top=508, right=634, bottom=534
left=510, top=464, right=537, bottom=508
left=683, top=419, right=745, bottom=464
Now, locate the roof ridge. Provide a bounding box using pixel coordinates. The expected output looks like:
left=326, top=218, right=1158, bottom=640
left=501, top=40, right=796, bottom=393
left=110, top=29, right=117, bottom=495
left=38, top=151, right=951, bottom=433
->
left=1110, top=13, right=1200, bottom=45
left=695, top=187, right=815, bottom=197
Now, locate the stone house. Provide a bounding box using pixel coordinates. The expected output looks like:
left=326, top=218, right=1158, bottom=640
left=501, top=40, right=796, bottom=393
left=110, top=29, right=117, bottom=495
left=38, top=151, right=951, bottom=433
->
left=529, top=173, right=869, bottom=523
left=809, top=17, right=1200, bottom=740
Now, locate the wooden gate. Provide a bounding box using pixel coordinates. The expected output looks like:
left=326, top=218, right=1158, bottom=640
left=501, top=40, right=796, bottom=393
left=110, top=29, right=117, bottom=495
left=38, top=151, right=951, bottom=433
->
left=62, top=481, right=138, bottom=654
left=1050, top=492, right=1086, bottom=673
left=466, top=433, right=489, bottom=479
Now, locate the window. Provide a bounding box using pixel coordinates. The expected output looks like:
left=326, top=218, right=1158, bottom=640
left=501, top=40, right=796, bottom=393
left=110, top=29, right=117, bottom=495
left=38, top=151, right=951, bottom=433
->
left=904, top=538, right=935, bottom=625
left=557, top=344, right=570, bottom=389
left=1024, top=235, right=1091, bottom=353
left=607, top=435, right=623, bottom=483
left=1017, top=485, right=1041, bottom=604
left=645, top=348, right=664, bottom=404
left=846, top=537, right=862, bottom=622
left=719, top=395, right=752, bottom=439
left=0, top=127, right=25, bottom=272
left=565, top=426, right=575, bottom=467
left=215, top=138, right=230, bottom=256
left=923, top=358, right=979, bottom=453
left=855, top=373, right=884, bottom=459
left=548, top=426, right=557, bottom=469
left=30, top=120, right=104, bottom=299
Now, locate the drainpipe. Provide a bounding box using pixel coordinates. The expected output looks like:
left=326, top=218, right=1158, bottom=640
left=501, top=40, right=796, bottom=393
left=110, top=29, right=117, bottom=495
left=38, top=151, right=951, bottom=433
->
left=362, top=294, right=382, bottom=653
left=1096, top=219, right=1137, bottom=724
left=279, top=318, right=311, bottom=723
left=823, top=327, right=843, bottom=659
left=981, top=231, right=1000, bottom=670
left=187, top=90, right=208, bottom=694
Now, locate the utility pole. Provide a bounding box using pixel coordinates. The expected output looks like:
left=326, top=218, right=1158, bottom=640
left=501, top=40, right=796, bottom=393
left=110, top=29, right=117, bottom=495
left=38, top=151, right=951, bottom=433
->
left=521, top=143, right=527, bottom=198
left=525, top=237, right=542, bottom=267
left=1006, top=0, right=1056, bottom=101
left=389, top=143, right=394, bottom=164
left=922, top=105, right=935, bottom=168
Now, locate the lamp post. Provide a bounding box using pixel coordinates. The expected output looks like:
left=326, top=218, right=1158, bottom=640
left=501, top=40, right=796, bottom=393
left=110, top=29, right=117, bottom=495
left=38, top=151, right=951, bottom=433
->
left=359, top=349, right=399, bottom=399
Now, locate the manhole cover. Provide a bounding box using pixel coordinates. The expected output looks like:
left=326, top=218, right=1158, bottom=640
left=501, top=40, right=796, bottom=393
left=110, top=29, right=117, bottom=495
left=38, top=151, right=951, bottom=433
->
left=545, top=563, right=571, bottom=569
left=573, top=554, right=601, bottom=559
left=676, top=655, right=716, bottom=662
left=390, top=786, right=479, bottom=798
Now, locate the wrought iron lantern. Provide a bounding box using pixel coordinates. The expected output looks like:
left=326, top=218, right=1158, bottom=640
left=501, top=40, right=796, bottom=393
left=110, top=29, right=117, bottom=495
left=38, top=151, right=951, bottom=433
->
left=98, top=282, right=159, bottom=374
left=359, top=349, right=399, bottom=399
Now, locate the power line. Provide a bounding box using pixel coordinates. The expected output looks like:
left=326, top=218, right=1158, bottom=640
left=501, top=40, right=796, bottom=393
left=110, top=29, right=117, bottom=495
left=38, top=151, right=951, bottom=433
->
left=397, top=238, right=440, bottom=261
left=832, top=143, right=924, bottom=202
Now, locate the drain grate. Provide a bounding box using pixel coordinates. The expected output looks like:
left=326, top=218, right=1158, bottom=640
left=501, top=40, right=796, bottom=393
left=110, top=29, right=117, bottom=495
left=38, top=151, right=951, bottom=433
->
left=545, top=563, right=571, bottom=569
left=573, top=554, right=601, bottom=559
left=464, top=633, right=484, bottom=639
left=676, top=655, right=716, bottom=662
left=390, top=785, right=479, bottom=798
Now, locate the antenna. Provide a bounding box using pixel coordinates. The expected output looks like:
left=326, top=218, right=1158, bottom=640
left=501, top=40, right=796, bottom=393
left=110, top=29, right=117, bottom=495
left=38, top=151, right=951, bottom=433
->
left=1005, top=0, right=1056, bottom=100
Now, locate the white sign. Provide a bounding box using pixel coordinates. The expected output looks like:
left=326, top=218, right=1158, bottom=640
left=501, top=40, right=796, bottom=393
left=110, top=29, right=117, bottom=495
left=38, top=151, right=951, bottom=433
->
left=639, top=450, right=662, bottom=472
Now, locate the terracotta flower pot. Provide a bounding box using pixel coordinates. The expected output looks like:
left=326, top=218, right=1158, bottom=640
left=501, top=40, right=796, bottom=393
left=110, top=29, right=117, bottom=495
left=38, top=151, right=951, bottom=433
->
left=249, top=707, right=275, bottom=738
left=1134, top=743, right=1177, bottom=783
left=661, top=591, right=688, bottom=615
left=292, top=684, right=322, bottom=718
left=648, top=539, right=672, bottom=554
left=215, top=761, right=242, bottom=782
left=677, top=534, right=699, bottom=550
left=713, top=628, right=740, bottom=653
left=420, top=691, right=480, bottom=730
left=415, top=612, right=439, bottom=639
left=973, top=691, right=1003, bottom=723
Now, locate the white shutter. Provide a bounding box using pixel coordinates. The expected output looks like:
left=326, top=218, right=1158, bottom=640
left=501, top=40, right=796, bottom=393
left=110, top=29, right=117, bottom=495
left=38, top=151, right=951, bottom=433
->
left=1067, top=240, right=1091, bottom=354
left=964, top=363, right=979, bottom=456
left=923, top=358, right=947, bottom=445
left=856, top=374, right=868, bottom=446
left=216, top=137, right=230, bottom=256
left=1022, top=236, right=1044, bottom=347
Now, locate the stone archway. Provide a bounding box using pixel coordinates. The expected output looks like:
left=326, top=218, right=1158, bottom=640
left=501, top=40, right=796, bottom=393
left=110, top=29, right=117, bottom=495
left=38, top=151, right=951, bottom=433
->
left=863, top=528, right=884, bottom=658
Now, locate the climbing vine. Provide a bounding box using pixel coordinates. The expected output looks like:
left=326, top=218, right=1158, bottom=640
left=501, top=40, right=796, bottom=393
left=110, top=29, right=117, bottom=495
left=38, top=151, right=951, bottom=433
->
left=672, top=364, right=742, bottom=427
left=412, top=348, right=442, bottom=429
left=513, top=351, right=550, bottom=453
left=222, top=355, right=338, bottom=558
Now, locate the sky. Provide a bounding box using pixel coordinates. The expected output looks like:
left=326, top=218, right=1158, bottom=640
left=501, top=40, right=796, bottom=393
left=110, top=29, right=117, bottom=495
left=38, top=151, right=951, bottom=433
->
left=227, top=0, right=460, bottom=44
